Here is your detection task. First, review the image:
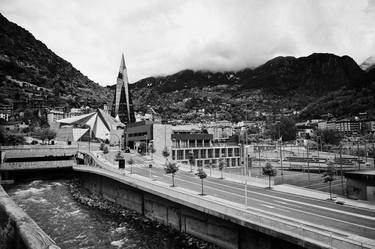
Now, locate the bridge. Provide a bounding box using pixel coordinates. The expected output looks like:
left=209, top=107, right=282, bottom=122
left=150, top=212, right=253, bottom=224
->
left=1, top=146, right=375, bottom=249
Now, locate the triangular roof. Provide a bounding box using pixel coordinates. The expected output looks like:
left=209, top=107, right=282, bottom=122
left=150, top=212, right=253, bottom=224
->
left=56, top=109, right=124, bottom=140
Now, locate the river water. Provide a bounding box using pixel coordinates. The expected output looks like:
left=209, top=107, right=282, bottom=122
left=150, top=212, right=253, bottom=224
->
left=6, top=179, right=217, bottom=249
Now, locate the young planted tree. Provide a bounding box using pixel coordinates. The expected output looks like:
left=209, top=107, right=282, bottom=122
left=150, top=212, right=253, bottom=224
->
left=127, top=157, right=135, bottom=174
left=165, top=162, right=179, bottom=187
left=138, top=142, right=147, bottom=155
left=262, top=161, right=277, bottom=189
left=149, top=143, right=156, bottom=160
left=218, top=158, right=226, bottom=179
left=196, top=168, right=207, bottom=195
left=115, top=151, right=123, bottom=161
left=103, top=145, right=109, bottom=154
left=322, top=162, right=336, bottom=200
left=99, top=143, right=105, bottom=151
left=46, top=129, right=57, bottom=144
left=188, top=151, right=195, bottom=173
left=162, top=147, right=170, bottom=164
left=37, top=128, right=56, bottom=144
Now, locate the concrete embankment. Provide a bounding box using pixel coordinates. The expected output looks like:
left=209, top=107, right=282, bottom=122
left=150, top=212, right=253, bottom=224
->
left=0, top=185, right=60, bottom=249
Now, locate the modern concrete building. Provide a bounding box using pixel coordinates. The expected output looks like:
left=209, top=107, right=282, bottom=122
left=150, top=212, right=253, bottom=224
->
left=111, top=53, right=136, bottom=124
left=125, top=121, right=241, bottom=167
left=345, top=170, right=375, bottom=202
left=56, top=109, right=125, bottom=144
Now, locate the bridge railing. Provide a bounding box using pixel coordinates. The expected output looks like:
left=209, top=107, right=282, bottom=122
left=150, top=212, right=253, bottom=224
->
left=76, top=151, right=375, bottom=249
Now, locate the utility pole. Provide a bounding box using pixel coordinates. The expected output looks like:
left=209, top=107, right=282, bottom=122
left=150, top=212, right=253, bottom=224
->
left=340, top=147, right=344, bottom=196
left=317, top=136, right=320, bottom=174
left=365, top=140, right=367, bottom=164
left=280, top=139, right=283, bottom=183
left=88, top=126, right=91, bottom=153
left=307, top=145, right=310, bottom=186
left=257, top=139, right=261, bottom=176
left=357, top=140, right=361, bottom=170
left=244, top=179, right=248, bottom=207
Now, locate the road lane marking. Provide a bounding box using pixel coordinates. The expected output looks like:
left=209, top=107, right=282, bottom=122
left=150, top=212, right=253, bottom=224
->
left=262, top=204, right=276, bottom=209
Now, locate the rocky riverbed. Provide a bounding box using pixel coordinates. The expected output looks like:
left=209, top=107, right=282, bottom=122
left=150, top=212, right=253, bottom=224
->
left=69, top=180, right=220, bottom=249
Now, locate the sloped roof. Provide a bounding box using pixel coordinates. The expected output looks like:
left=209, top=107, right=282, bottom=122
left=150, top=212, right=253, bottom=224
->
left=56, top=109, right=124, bottom=140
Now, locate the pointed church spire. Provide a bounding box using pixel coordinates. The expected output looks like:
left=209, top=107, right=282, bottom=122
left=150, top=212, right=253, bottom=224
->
left=111, top=53, right=135, bottom=125
left=119, top=53, right=126, bottom=71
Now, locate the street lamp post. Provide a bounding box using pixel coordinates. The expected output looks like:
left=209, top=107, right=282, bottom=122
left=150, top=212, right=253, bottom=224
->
left=306, top=144, right=310, bottom=186
left=257, top=138, right=261, bottom=176
left=145, top=135, right=148, bottom=156
left=279, top=139, right=284, bottom=183
left=244, top=179, right=248, bottom=207
left=317, top=136, right=321, bottom=174
left=339, top=146, right=344, bottom=196
left=88, top=126, right=91, bottom=153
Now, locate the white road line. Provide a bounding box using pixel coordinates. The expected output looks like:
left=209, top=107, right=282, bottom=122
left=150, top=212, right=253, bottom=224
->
left=262, top=204, right=276, bottom=209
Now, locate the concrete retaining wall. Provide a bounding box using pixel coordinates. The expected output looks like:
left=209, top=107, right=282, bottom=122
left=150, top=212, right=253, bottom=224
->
left=1, top=160, right=74, bottom=171
left=78, top=171, right=305, bottom=249
left=0, top=185, right=59, bottom=249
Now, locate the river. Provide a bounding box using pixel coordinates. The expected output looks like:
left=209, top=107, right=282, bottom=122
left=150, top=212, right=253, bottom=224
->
left=5, top=179, right=217, bottom=249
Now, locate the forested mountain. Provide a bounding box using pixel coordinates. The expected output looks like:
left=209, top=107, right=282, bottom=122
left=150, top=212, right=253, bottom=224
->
left=130, top=53, right=375, bottom=120
left=0, top=13, right=112, bottom=108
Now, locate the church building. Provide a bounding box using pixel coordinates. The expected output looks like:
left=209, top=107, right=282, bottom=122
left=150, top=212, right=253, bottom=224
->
left=111, top=53, right=136, bottom=124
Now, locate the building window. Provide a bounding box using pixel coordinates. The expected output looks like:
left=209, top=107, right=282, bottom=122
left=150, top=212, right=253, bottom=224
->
left=197, top=140, right=203, bottom=147
left=204, top=140, right=210, bottom=147
left=231, top=158, right=237, bottom=167
left=234, top=148, right=240, bottom=156
left=221, top=148, right=226, bottom=157
left=197, top=160, right=203, bottom=167
left=189, top=140, right=195, bottom=148
left=201, top=149, right=206, bottom=159
left=177, top=150, right=184, bottom=160
left=172, top=150, right=176, bottom=160
left=228, top=148, right=233, bottom=157
left=208, top=149, right=213, bottom=158
left=193, top=149, right=199, bottom=159
left=215, top=149, right=220, bottom=158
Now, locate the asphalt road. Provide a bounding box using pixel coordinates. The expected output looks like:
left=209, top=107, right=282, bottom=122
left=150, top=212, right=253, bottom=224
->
left=97, top=150, right=375, bottom=242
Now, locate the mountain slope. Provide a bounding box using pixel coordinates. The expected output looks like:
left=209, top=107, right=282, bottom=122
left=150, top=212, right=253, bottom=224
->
left=0, top=13, right=112, bottom=108
left=360, top=56, right=375, bottom=72
left=130, top=53, right=374, bottom=120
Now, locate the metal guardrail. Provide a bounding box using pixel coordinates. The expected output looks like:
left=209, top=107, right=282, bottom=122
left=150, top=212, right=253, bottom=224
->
left=77, top=151, right=375, bottom=249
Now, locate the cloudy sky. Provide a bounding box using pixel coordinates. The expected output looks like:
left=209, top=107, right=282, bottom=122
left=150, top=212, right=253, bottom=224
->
left=1, top=0, right=375, bottom=85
